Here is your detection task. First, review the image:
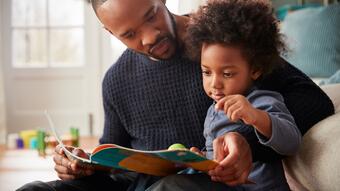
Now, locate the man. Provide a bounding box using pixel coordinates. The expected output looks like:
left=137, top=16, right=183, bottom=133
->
left=17, top=0, right=334, bottom=190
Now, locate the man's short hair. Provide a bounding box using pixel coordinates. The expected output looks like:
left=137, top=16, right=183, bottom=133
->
left=91, top=0, right=108, bottom=15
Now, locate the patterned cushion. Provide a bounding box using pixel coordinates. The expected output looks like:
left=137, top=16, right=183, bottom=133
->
left=281, top=4, right=340, bottom=78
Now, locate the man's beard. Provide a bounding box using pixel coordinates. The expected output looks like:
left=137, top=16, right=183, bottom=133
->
left=146, top=8, right=180, bottom=61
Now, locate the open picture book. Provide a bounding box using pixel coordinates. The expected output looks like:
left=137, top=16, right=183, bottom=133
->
left=45, top=111, right=218, bottom=176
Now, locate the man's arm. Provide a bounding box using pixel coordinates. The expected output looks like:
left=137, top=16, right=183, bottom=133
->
left=252, top=58, right=334, bottom=161
left=52, top=72, right=131, bottom=180
left=208, top=132, right=253, bottom=186
left=260, top=58, right=334, bottom=135
left=99, top=70, right=131, bottom=146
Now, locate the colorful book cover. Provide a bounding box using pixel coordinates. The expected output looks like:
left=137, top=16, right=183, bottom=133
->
left=45, top=111, right=218, bottom=176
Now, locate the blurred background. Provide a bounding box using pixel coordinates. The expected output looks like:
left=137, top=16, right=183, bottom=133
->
left=0, top=1, right=208, bottom=190
left=0, top=0, right=339, bottom=190
left=0, top=0, right=208, bottom=145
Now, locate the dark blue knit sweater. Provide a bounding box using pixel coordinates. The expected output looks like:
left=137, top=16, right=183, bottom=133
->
left=100, top=49, right=334, bottom=161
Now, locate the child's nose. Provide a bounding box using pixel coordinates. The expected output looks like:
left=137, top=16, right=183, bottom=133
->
left=211, top=75, right=223, bottom=89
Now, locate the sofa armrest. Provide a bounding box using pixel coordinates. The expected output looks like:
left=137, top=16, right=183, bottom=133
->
left=283, top=83, right=340, bottom=191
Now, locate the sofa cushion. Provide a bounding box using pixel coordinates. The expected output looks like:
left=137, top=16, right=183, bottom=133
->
left=283, top=83, right=340, bottom=190
left=321, top=83, right=340, bottom=113
left=281, top=4, right=340, bottom=78
left=319, top=70, right=340, bottom=86
left=284, top=112, right=340, bottom=190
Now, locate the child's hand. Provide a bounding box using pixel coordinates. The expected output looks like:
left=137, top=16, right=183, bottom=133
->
left=215, top=94, right=272, bottom=138
left=190, top=147, right=205, bottom=156
left=215, top=95, right=257, bottom=126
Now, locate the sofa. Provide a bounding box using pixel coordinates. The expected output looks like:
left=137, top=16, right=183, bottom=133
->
left=283, top=83, right=340, bottom=191
left=278, top=4, right=340, bottom=190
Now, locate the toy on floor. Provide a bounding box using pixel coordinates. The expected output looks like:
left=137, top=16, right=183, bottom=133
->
left=6, top=127, right=80, bottom=157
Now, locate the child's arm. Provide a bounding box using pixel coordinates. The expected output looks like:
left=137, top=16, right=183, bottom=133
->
left=215, top=91, right=301, bottom=155
left=215, top=94, right=272, bottom=138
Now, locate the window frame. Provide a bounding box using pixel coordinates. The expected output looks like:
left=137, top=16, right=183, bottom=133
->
left=10, top=0, right=86, bottom=69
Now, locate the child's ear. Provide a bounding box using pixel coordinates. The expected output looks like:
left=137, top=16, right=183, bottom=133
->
left=251, top=69, right=262, bottom=80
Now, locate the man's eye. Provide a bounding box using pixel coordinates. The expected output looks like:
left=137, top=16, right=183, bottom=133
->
left=125, top=32, right=135, bottom=39
left=147, top=8, right=157, bottom=22
left=202, top=70, right=211, bottom=76
left=223, top=72, right=234, bottom=78
left=147, top=14, right=156, bottom=22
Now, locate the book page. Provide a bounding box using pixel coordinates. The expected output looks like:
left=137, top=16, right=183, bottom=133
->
left=44, top=111, right=91, bottom=164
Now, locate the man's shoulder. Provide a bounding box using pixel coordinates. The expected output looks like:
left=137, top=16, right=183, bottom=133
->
left=105, top=49, right=139, bottom=76
left=102, top=49, right=136, bottom=86
left=260, top=57, right=313, bottom=88
left=111, top=49, right=138, bottom=69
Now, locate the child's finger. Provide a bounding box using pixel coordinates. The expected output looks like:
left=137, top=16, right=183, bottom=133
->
left=189, top=147, right=200, bottom=153
left=215, top=97, right=227, bottom=110
left=222, top=96, right=238, bottom=114
left=230, top=107, right=243, bottom=122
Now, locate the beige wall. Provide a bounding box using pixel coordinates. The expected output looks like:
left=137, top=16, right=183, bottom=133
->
left=0, top=0, right=7, bottom=144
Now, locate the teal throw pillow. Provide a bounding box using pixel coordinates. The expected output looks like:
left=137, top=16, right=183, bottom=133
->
left=281, top=4, right=340, bottom=78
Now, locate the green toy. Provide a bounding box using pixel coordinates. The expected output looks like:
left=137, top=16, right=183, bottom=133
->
left=168, top=143, right=187, bottom=150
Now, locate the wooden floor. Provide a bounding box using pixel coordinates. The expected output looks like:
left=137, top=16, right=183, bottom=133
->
left=0, top=136, right=99, bottom=191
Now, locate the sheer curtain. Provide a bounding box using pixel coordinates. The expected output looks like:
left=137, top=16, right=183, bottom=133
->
left=0, top=66, right=6, bottom=144
left=0, top=1, right=6, bottom=144
left=177, top=0, right=206, bottom=14
left=166, top=0, right=205, bottom=14
left=0, top=52, right=6, bottom=145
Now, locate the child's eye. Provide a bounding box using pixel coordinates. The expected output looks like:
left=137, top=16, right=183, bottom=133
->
left=223, top=72, right=234, bottom=78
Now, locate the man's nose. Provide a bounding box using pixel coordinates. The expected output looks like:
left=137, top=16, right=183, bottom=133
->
left=141, top=27, right=161, bottom=47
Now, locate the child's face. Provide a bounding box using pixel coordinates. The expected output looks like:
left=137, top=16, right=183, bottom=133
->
left=201, top=43, right=260, bottom=102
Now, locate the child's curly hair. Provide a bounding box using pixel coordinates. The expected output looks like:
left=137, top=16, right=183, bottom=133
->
left=186, top=0, right=286, bottom=76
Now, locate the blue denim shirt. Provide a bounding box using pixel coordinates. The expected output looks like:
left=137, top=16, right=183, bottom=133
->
left=204, top=88, right=301, bottom=191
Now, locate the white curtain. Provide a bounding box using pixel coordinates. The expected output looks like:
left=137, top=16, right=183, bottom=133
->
left=0, top=57, right=6, bottom=144
left=0, top=2, right=7, bottom=144
left=177, top=0, right=206, bottom=14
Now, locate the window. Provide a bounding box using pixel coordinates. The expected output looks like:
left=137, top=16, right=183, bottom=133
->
left=166, top=0, right=180, bottom=14
left=11, top=0, right=85, bottom=68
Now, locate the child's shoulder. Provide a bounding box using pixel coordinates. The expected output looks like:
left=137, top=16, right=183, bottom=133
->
left=247, top=88, right=285, bottom=106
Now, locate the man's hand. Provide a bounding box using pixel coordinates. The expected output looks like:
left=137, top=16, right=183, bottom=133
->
left=53, top=145, right=95, bottom=180
left=208, top=132, right=252, bottom=186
